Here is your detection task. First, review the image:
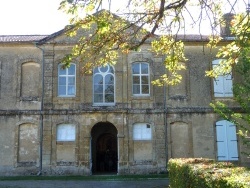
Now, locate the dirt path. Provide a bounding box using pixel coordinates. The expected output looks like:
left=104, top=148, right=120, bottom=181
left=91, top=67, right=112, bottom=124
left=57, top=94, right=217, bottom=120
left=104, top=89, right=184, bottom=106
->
left=0, top=179, right=169, bottom=188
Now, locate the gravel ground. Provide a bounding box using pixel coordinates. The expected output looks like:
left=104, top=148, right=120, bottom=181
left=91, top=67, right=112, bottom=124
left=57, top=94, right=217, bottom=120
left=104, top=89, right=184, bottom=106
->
left=0, top=179, right=169, bottom=188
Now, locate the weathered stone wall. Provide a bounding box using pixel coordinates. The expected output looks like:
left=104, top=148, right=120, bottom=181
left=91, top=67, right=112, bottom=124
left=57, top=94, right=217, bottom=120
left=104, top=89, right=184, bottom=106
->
left=0, top=36, right=249, bottom=176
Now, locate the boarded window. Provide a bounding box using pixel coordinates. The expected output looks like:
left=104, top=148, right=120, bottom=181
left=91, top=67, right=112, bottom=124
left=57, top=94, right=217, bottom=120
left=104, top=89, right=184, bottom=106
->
left=213, top=59, right=233, bottom=97
left=57, top=124, right=76, bottom=141
left=18, top=124, right=38, bottom=162
left=216, top=120, right=238, bottom=161
left=133, top=123, right=152, bottom=140
left=169, top=62, right=187, bottom=98
left=170, top=122, right=191, bottom=158
left=21, top=62, right=40, bottom=98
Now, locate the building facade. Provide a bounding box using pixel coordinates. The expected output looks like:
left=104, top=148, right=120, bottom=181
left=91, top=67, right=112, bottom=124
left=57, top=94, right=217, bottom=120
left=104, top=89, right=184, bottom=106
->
left=0, top=27, right=249, bottom=176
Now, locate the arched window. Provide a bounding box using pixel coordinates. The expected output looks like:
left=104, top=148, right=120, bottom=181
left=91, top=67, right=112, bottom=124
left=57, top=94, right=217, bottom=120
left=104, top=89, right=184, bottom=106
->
left=212, top=59, right=233, bottom=97
left=132, top=62, right=150, bottom=96
left=133, top=123, right=152, bottom=140
left=93, top=65, right=115, bottom=105
left=58, top=63, right=76, bottom=97
left=57, top=124, right=76, bottom=141
left=216, top=120, right=238, bottom=161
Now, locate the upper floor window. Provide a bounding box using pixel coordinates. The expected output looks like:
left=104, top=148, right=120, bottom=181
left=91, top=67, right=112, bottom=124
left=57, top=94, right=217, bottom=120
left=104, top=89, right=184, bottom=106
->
left=212, top=59, right=233, bottom=98
left=133, top=123, right=152, bottom=140
left=21, top=62, right=40, bottom=99
left=58, top=63, right=76, bottom=97
left=132, top=62, right=150, bottom=96
left=93, top=64, right=115, bottom=105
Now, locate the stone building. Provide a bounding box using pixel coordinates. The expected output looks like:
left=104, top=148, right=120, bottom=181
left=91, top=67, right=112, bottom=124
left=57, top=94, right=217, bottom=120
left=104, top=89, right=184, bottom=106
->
left=0, top=17, right=249, bottom=176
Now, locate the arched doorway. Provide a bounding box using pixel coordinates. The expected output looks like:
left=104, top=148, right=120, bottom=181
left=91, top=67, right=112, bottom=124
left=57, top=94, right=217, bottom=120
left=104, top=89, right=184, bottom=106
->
left=91, top=122, right=118, bottom=174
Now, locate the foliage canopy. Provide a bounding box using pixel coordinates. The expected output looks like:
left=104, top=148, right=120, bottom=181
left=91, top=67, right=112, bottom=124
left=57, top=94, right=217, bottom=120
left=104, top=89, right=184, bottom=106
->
left=59, top=0, right=247, bottom=85
left=59, top=0, right=250, bottom=146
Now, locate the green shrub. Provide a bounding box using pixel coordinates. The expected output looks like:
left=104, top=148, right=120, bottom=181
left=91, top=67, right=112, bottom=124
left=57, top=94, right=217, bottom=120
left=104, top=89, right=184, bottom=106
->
left=168, top=158, right=250, bottom=188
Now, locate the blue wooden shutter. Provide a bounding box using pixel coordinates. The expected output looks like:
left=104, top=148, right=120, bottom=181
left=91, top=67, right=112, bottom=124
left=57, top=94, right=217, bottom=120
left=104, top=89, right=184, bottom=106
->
left=227, top=123, right=239, bottom=160
left=224, top=74, right=233, bottom=97
left=216, top=120, right=238, bottom=161
left=214, top=76, right=225, bottom=97
left=216, top=121, right=228, bottom=160
left=212, top=59, right=233, bottom=97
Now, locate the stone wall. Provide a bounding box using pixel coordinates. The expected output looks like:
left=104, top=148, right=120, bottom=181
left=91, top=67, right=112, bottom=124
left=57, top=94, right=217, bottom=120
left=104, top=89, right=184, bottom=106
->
left=0, top=36, right=249, bottom=176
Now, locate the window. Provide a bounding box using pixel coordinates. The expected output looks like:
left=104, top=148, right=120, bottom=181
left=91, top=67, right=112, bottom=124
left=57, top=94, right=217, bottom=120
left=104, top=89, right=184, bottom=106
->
left=58, top=63, right=76, bottom=97
left=21, top=62, right=40, bottom=98
left=213, top=59, right=233, bottom=97
left=93, top=65, right=115, bottom=105
left=57, top=124, right=76, bottom=141
left=132, top=62, right=150, bottom=96
left=216, top=120, right=238, bottom=161
left=133, top=123, right=152, bottom=140
left=18, top=123, right=38, bottom=163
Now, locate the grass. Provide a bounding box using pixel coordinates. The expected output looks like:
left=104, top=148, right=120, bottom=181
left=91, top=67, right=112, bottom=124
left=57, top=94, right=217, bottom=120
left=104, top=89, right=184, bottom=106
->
left=0, top=174, right=168, bottom=181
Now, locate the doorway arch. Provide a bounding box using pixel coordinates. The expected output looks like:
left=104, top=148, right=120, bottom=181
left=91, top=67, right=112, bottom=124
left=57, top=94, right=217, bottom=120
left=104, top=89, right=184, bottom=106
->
left=91, top=122, right=118, bottom=174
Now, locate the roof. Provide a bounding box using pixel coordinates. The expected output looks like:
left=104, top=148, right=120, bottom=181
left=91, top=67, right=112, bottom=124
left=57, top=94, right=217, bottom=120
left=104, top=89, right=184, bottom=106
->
left=0, top=35, right=48, bottom=42
left=0, top=34, right=230, bottom=44
left=0, top=10, right=234, bottom=44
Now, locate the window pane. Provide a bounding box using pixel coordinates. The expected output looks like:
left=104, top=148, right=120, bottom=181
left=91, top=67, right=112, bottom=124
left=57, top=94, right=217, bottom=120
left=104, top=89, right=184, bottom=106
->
left=100, top=66, right=108, bottom=73
left=133, top=85, right=140, bottom=94
left=68, top=64, right=76, bottom=75
left=141, top=63, right=149, bottom=74
left=94, top=94, right=103, bottom=103
left=132, top=64, right=140, bottom=74
left=94, top=85, right=103, bottom=93
left=109, top=66, right=114, bottom=73
left=142, top=85, right=149, bottom=94
left=94, top=75, right=103, bottom=84
left=105, top=84, right=114, bottom=93
left=59, top=86, right=66, bottom=95
left=105, top=94, right=114, bottom=102
left=59, top=67, right=66, bottom=75
left=68, top=86, right=75, bottom=95
left=105, top=74, right=114, bottom=84
left=133, top=76, right=140, bottom=84
left=141, top=76, right=149, bottom=84
left=59, top=77, right=66, bottom=85
left=68, top=77, right=75, bottom=85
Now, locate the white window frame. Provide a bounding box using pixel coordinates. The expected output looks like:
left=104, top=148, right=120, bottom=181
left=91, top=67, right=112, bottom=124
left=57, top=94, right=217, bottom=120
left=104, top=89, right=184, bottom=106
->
left=57, top=124, right=76, bottom=141
left=93, top=64, right=115, bottom=106
left=216, top=120, right=238, bottom=161
left=133, top=123, right=152, bottom=140
left=212, top=59, right=233, bottom=98
left=132, top=62, right=150, bottom=96
left=58, top=63, right=76, bottom=97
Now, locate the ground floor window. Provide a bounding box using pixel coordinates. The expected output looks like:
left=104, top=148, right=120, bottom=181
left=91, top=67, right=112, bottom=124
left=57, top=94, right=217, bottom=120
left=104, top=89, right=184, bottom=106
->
left=133, top=123, right=152, bottom=140
left=216, top=120, right=238, bottom=161
left=57, top=124, right=76, bottom=141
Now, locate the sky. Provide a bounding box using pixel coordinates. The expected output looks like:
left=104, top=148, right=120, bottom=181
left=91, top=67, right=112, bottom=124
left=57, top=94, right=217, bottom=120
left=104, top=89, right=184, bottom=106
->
left=0, top=0, right=69, bottom=35
left=0, top=0, right=247, bottom=35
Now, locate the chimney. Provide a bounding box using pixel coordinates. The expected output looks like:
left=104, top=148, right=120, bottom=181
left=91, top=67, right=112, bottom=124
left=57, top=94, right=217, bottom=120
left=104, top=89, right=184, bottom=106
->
left=220, top=13, right=235, bottom=38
